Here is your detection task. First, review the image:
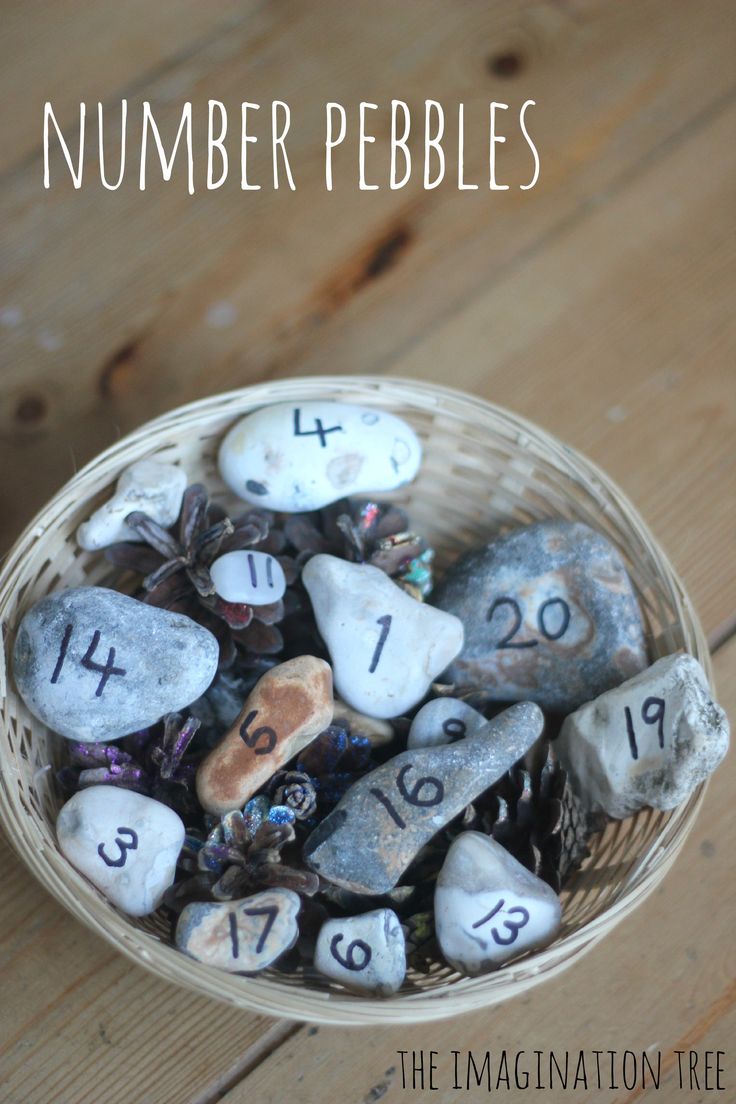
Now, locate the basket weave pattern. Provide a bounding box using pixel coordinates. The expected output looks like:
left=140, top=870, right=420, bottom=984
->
left=0, top=377, right=710, bottom=1024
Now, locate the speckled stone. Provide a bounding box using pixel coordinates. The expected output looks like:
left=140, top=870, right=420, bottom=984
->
left=218, top=401, right=422, bottom=512
left=435, top=832, right=561, bottom=975
left=196, top=656, right=334, bottom=816
left=76, top=459, right=187, bottom=551
left=302, top=554, right=464, bottom=719
left=303, top=701, right=544, bottom=895
left=175, top=889, right=300, bottom=972
left=57, top=785, right=185, bottom=916
left=432, top=520, right=648, bottom=712
left=314, top=908, right=406, bottom=995
left=407, top=697, right=487, bottom=749
left=13, top=587, right=219, bottom=742
left=555, top=653, right=730, bottom=818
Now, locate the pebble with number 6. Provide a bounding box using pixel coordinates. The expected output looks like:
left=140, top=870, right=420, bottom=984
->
left=314, top=908, right=406, bottom=995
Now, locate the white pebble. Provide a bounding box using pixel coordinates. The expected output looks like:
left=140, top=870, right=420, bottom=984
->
left=77, top=459, right=187, bottom=551
left=314, top=908, right=406, bottom=995
left=209, top=549, right=286, bottom=605
left=407, top=697, right=487, bottom=749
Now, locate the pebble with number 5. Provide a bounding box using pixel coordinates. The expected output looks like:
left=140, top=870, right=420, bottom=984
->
left=435, top=832, right=562, bottom=975
left=57, top=786, right=185, bottom=916
left=304, top=701, right=544, bottom=895
left=196, top=655, right=334, bottom=816
left=302, top=554, right=464, bottom=719
left=555, top=653, right=730, bottom=819
left=218, top=401, right=422, bottom=512
left=314, top=908, right=406, bottom=996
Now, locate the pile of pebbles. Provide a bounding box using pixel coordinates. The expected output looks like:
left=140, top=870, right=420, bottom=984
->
left=13, top=400, right=730, bottom=995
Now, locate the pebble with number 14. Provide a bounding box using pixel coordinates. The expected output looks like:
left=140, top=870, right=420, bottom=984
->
left=302, top=554, right=464, bottom=719
left=218, top=401, right=422, bottom=512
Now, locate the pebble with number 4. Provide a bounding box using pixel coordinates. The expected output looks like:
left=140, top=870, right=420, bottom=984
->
left=314, top=908, right=406, bottom=996
left=555, top=653, right=730, bottom=819
left=175, top=889, right=301, bottom=972
left=218, top=400, right=422, bottom=512
left=433, top=520, right=648, bottom=713
left=196, top=655, right=334, bottom=816
left=435, top=832, right=562, bottom=975
left=13, top=586, right=219, bottom=742
left=304, top=701, right=544, bottom=895
left=302, top=554, right=464, bottom=719
left=57, top=786, right=185, bottom=916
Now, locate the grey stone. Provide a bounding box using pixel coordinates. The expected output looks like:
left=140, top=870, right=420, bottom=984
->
left=13, top=586, right=219, bottom=742
left=175, top=889, right=301, bottom=972
left=407, top=697, right=487, bottom=749
left=432, top=520, right=648, bottom=712
left=303, top=701, right=544, bottom=895
left=555, top=653, right=730, bottom=818
left=314, top=908, right=406, bottom=995
left=57, top=785, right=185, bottom=916
left=435, top=831, right=561, bottom=975
left=302, top=554, right=464, bottom=719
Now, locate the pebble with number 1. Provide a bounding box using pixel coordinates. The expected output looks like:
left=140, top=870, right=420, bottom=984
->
left=303, top=701, right=544, bottom=895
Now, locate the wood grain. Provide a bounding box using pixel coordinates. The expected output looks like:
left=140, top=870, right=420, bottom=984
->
left=0, top=1, right=733, bottom=1101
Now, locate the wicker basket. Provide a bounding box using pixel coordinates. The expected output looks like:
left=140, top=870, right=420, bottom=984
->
left=0, top=376, right=711, bottom=1024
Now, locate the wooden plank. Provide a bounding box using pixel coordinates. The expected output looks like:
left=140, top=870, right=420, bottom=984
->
left=1, top=0, right=735, bottom=569
left=209, top=636, right=736, bottom=1104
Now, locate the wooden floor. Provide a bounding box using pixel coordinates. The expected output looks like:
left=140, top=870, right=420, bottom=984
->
left=0, top=2, right=734, bottom=1101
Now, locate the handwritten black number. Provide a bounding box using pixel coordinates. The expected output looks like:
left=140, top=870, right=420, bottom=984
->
left=368, top=615, right=392, bottom=674
left=229, top=912, right=239, bottom=959
left=472, top=897, right=530, bottom=946
left=242, top=904, right=278, bottom=954
left=293, top=407, right=343, bottom=448
left=625, top=697, right=666, bottom=760
left=488, top=598, right=536, bottom=649
left=98, top=826, right=138, bottom=868
left=396, top=764, right=444, bottom=807
left=537, top=597, right=571, bottom=641
left=239, top=709, right=277, bottom=755
left=50, top=623, right=73, bottom=683
left=330, top=934, right=372, bottom=971
left=488, top=596, right=571, bottom=649
left=81, top=630, right=127, bottom=697
left=442, top=718, right=467, bottom=742
left=369, top=787, right=406, bottom=829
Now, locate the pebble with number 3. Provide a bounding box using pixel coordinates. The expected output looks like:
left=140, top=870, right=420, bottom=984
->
left=56, top=785, right=185, bottom=916
left=302, top=554, right=464, bottom=719
left=218, top=400, right=422, bottom=512
left=435, top=832, right=562, bottom=975
left=555, top=653, right=730, bottom=819
left=314, top=908, right=406, bottom=996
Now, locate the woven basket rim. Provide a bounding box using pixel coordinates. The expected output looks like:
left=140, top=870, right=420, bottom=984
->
left=0, top=375, right=711, bottom=1024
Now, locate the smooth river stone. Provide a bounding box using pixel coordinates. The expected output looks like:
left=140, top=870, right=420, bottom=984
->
left=314, top=908, right=406, bottom=996
left=332, top=697, right=395, bottom=747
left=57, top=785, right=185, bottom=916
left=13, top=586, right=219, bottom=743
left=303, top=701, right=544, bottom=895
left=555, top=653, right=730, bottom=819
left=175, top=889, right=300, bottom=972
left=435, top=832, right=562, bottom=975
left=218, top=400, right=422, bottom=512
left=407, top=697, right=487, bottom=749
left=432, top=520, right=648, bottom=713
left=196, top=655, right=333, bottom=815
left=210, top=549, right=287, bottom=605
left=302, top=554, right=464, bottom=719
left=76, top=459, right=186, bottom=551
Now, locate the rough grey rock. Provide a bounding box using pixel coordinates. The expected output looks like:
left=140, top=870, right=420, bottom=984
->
left=314, top=908, right=406, bottom=995
left=13, top=586, right=219, bottom=742
left=175, top=889, right=300, bottom=972
left=432, top=520, right=648, bottom=712
left=57, top=785, right=185, bottom=916
left=435, top=831, right=561, bottom=975
left=407, top=697, right=487, bottom=749
left=555, top=653, right=730, bottom=818
left=218, top=400, right=422, bottom=512
left=303, top=701, right=544, bottom=895
left=302, top=554, right=464, bottom=719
